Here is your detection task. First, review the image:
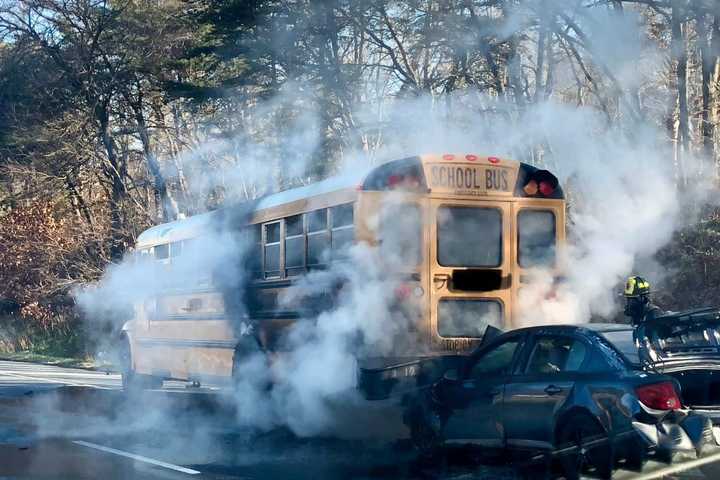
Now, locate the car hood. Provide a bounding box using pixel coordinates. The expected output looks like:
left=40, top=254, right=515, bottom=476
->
left=637, top=307, right=720, bottom=371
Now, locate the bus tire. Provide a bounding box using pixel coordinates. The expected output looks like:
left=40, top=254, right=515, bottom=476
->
left=119, top=336, right=161, bottom=391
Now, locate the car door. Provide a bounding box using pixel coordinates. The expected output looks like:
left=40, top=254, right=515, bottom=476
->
left=503, top=333, right=589, bottom=450
left=442, top=334, right=525, bottom=447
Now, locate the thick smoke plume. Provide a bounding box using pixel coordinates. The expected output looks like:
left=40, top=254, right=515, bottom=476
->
left=74, top=4, right=716, bottom=441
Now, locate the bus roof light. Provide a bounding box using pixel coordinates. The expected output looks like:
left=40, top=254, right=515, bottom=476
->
left=523, top=180, right=538, bottom=196
left=361, top=156, right=428, bottom=192
left=442, top=154, right=455, bottom=161
left=514, top=164, right=563, bottom=199
left=539, top=181, right=555, bottom=197
left=465, top=154, right=478, bottom=162
left=388, top=175, right=403, bottom=188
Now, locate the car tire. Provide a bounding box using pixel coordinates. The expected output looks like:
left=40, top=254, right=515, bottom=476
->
left=119, top=337, right=161, bottom=391
left=621, top=440, right=647, bottom=472
left=557, top=413, right=613, bottom=480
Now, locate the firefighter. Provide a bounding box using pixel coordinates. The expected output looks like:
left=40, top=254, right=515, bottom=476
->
left=623, top=275, right=662, bottom=325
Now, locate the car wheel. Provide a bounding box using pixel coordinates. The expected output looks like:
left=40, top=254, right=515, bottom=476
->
left=557, top=413, right=613, bottom=480
left=119, top=337, right=161, bottom=391
left=619, top=435, right=647, bottom=472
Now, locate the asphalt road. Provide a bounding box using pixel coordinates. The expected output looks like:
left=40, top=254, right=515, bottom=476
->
left=0, top=360, right=715, bottom=479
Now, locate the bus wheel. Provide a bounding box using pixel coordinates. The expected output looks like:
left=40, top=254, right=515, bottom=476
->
left=119, top=337, right=161, bottom=391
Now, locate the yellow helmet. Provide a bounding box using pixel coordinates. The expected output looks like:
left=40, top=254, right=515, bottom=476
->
left=624, top=275, right=651, bottom=298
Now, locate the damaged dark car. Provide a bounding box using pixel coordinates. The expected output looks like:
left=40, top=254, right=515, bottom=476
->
left=402, top=322, right=717, bottom=479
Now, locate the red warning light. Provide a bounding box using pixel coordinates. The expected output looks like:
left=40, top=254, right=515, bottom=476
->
left=539, top=181, right=555, bottom=197
left=387, top=175, right=403, bottom=188
left=488, top=156, right=500, bottom=164
left=442, top=154, right=455, bottom=161
left=465, top=154, right=478, bottom=162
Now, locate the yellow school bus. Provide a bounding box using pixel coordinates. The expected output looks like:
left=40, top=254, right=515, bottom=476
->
left=119, top=154, right=565, bottom=389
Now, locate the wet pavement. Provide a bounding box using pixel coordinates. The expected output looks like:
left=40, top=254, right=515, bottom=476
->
left=0, top=360, right=715, bottom=479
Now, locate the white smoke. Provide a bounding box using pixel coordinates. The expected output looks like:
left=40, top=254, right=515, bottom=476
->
left=73, top=2, right=719, bottom=443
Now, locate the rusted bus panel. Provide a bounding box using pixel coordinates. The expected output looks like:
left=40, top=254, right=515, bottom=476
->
left=155, top=290, right=226, bottom=319
left=135, top=341, right=235, bottom=379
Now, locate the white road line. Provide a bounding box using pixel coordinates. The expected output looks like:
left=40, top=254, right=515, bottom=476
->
left=631, top=450, right=720, bottom=480
left=0, top=370, right=114, bottom=389
left=0, top=371, right=120, bottom=378
left=72, top=441, right=201, bottom=475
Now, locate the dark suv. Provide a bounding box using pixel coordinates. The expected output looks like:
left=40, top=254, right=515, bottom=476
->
left=403, top=323, right=714, bottom=479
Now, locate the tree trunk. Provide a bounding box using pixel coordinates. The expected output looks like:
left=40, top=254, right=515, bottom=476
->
left=97, top=104, right=127, bottom=261
left=134, top=104, right=179, bottom=222
left=65, top=176, right=93, bottom=226
left=697, top=10, right=715, bottom=168
left=712, top=14, right=720, bottom=180
left=534, top=5, right=547, bottom=103
left=671, top=1, right=689, bottom=186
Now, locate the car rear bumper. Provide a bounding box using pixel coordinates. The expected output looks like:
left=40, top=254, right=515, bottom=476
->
left=689, top=407, right=720, bottom=424
left=632, top=411, right=718, bottom=454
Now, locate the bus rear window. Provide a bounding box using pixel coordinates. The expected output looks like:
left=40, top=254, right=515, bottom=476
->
left=438, top=207, right=501, bottom=267
left=518, top=210, right=556, bottom=268
left=438, top=299, right=503, bottom=338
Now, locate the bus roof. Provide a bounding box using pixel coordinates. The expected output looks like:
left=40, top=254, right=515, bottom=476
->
left=135, top=154, right=562, bottom=248
left=135, top=171, right=365, bottom=248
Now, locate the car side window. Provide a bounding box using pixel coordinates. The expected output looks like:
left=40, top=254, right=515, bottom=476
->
left=525, top=335, right=587, bottom=374
left=469, top=338, right=521, bottom=378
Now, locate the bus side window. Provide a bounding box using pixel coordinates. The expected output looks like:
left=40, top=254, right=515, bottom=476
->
left=248, top=224, right=262, bottom=279
left=170, top=241, right=183, bottom=260
left=136, top=248, right=151, bottom=263
left=154, top=244, right=169, bottom=261
left=307, top=209, right=329, bottom=268
left=330, top=203, right=354, bottom=260
left=285, top=214, right=305, bottom=276
left=264, top=222, right=281, bottom=278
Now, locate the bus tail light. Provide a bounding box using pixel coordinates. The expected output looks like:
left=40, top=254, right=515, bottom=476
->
left=394, top=284, right=412, bottom=301
left=394, top=284, right=424, bottom=301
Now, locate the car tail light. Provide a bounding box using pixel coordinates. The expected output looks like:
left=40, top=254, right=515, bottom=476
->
left=636, top=382, right=681, bottom=410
